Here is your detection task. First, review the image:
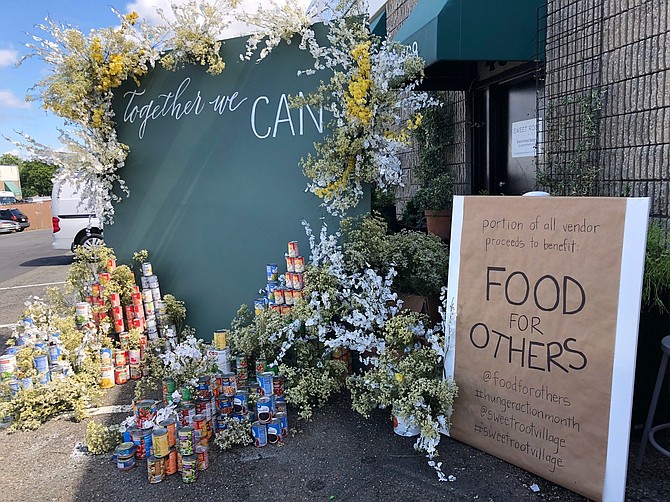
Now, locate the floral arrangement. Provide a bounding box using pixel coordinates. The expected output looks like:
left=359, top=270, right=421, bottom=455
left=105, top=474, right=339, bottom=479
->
left=158, top=330, right=215, bottom=392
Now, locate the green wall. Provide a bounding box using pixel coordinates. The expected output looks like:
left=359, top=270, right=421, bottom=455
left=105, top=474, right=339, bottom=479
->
left=109, top=31, right=368, bottom=340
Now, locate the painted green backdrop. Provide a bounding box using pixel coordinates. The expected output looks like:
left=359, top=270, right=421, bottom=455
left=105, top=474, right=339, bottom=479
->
left=109, top=31, right=368, bottom=339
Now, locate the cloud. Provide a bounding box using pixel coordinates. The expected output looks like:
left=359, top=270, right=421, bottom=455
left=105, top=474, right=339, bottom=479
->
left=0, top=49, right=18, bottom=68
left=0, top=89, right=31, bottom=109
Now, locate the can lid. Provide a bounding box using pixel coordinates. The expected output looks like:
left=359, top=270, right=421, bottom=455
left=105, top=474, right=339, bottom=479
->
left=153, top=427, right=167, bottom=436
left=118, top=441, right=136, bottom=451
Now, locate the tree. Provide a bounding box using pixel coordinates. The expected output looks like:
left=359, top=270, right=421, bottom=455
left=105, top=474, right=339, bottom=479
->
left=20, top=160, right=57, bottom=197
left=0, top=153, right=21, bottom=166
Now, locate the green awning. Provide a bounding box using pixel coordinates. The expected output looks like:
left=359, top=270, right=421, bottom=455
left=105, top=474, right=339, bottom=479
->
left=370, top=10, right=387, bottom=38
left=394, top=0, right=545, bottom=66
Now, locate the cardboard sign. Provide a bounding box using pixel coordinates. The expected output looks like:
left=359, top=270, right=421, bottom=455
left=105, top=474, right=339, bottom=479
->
left=444, top=196, right=649, bottom=501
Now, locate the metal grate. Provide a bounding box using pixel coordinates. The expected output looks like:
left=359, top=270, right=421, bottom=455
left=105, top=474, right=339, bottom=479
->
left=537, top=0, right=670, bottom=234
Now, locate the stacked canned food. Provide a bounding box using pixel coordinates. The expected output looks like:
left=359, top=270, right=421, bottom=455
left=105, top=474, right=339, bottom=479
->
left=1, top=326, right=68, bottom=395
left=257, top=240, right=305, bottom=316
left=251, top=371, right=289, bottom=447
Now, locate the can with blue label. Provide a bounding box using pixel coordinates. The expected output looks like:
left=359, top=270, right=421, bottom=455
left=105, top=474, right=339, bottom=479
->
left=266, top=263, right=278, bottom=281
left=257, top=396, right=273, bottom=424
left=33, top=354, right=49, bottom=373
left=257, top=372, right=274, bottom=397
left=216, top=395, right=233, bottom=416
left=267, top=281, right=279, bottom=302
left=233, top=390, right=248, bottom=415
left=274, top=395, right=287, bottom=414
left=252, top=421, right=267, bottom=447
left=267, top=418, right=282, bottom=445
left=276, top=411, right=289, bottom=437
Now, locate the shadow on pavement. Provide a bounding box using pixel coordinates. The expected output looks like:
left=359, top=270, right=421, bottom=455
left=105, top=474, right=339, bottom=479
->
left=21, top=255, right=74, bottom=267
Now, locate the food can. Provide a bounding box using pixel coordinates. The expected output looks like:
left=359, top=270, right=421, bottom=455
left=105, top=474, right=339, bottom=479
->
left=113, top=349, right=127, bottom=367
left=99, top=347, right=113, bottom=366
left=270, top=304, right=282, bottom=313
left=98, top=272, right=111, bottom=286
left=266, top=281, right=279, bottom=302
left=48, top=344, right=61, bottom=364
left=116, top=453, right=135, bottom=470
left=147, top=455, right=164, bottom=483
left=208, top=348, right=231, bottom=373
left=110, top=292, right=121, bottom=308
left=91, top=282, right=101, bottom=298
left=294, top=255, right=305, bottom=273
left=74, top=302, right=90, bottom=325
left=272, top=375, right=285, bottom=398
left=165, top=447, right=178, bottom=475
left=107, top=258, right=117, bottom=272
left=276, top=411, right=289, bottom=437
left=254, top=298, right=266, bottom=315
left=236, top=353, right=247, bottom=378
left=220, top=372, right=237, bottom=397
left=159, top=418, right=177, bottom=448
left=128, top=348, right=140, bottom=365
left=151, top=287, right=161, bottom=302
left=117, top=441, right=136, bottom=457
left=216, top=395, right=233, bottom=416
left=251, top=421, right=268, bottom=447
left=178, top=403, right=196, bottom=427
left=257, top=372, right=274, bottom=397
left=197, top=376, right=212, bottom=400
left=257, top=396, right=273, bottom=424
left=131, top=427, right=152, bottom=460
left=0, top=354, right=17, bottom=380
left=274, top=395, right=287, bottom=414
left=255, top=358, right=267, bottom=374
left=141, top=262, right=153, bottom=277
left=181, top=454, right=198, bottom=483
left=292, top=272, right=304, bottom=291
left=285, top=272, right=294, bottom=290
left=178, top=426, right=195, bottom=456
left=195, top=398, right=208, bottom=418
left=113, top=318, right=125, bottom=334
left=285, top=255, right=295, bottom=272
left=266, top=263, right=279, bottom=281
left=135, top=399, right=157, bottom=428
left=33, top=354, right=49, bottom=373
left=213, top=329, right=228, bottom=350
left=267, top=418, right=283, bottom=444
left=284, top=289, right=294, bottom=306
left=233, top=390, right=248, bottom=415
left=181, top=386, right=193, bottom=402
left=162, top=377, right=176, bottom=405
left=129, top=363, right=141, bottom=380
left=280, top=305, right=292, bottom=315
left=273, top=287, right=285, bottom=305
left=19, top=377, right=33, bottom=390
left=193, top=414, right=208, bottom=440
left=153, top=427, right=170, bottom=458
left=114, top=365, right=129, bottom=385
left=292, top=289, right=303, bottom=302
left=196, top=445, right=209, bottom=471
left=288, top=241, right=299, bottom=258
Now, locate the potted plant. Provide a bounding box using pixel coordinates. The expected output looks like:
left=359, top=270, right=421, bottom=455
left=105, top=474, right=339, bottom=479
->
left=419, top=173, right=454, bottom=240
left=347, top=311, right=457, bottom=462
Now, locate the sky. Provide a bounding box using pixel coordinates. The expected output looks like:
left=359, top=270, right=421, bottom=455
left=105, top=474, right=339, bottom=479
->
left=0, top=0, right=385, bottom=157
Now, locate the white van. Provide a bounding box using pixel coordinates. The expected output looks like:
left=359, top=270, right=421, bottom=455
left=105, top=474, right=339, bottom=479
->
left=51, top=181, right=103, bottom=251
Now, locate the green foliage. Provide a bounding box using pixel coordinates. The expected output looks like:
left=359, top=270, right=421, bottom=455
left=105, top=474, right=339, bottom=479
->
left=413, top=100, right=455, bottom=184
left=643, top=222, right=670, bottom=312
left=163, top=294, right=187, bottom=331
left=133, top=345, right=166, bottom=400
left=536, top=89, right=604, bottom=196
left=388, top=230, right=449, bottom=297
left=340, top=213, right=393, bottom=274
left=102, top=264, right=136, bottom=306
left=19, top=160, right=58, bottom=197
left=84, top=421, right=122, bottom=454
left=66, top=244, right=117, bottom=300
left=228, top=307, right=292, bottom=360
left=213, top=417, right=253, bottom=450
left=280, top=359, right=348, bottom=421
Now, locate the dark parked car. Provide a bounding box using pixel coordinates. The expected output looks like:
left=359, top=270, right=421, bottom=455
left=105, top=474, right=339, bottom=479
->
left=0, top=208, right=30, bottom=231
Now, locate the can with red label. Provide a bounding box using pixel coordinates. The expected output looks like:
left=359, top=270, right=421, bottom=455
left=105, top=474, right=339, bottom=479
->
left=281, top=305, right=292, bottom=315
left=129, top=363, right=141, bottom=380
left=110, top=292, right=121, bottom=308
left=178, top=403, right=196, bottom=427
left=216, top=395, right=233, bottom=416
left=113, top=318, right=124, bottom=333
left=165, top=447, right=177, bottom=475
left=273, top=287, right=285, bottom=305
left=114, top=365, right=129, bottom=385
left=285, top=256, right=295, bottom=272
left=292, top=273, right=304, bottom=290
left=195, top=398, right=208, bottom=418
left=284, top=289, right=294, bottom=306
left=193, top=414, right=208, bottom=441
left=272, top=375, right=285, bottom=398
left=292, top=289, right=303, bottom=302
left=220, top=372, right=236, bottom=397
left=196, top=445, right=209, bottom=471
left=270, top=304, right=282, bottom=313
left=294, top=256, right=305, bottom=273
left=288, top=241, right=299, bottom=258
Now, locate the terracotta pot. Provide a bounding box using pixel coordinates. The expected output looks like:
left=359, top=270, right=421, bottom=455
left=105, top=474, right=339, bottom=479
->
left=396, top=293, right=441, bottom=326
left=425, top=209, right=452, bottom=241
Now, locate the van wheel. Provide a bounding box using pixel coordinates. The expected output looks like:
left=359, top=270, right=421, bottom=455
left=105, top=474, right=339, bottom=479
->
left=78, top=233, right=104, bottom=250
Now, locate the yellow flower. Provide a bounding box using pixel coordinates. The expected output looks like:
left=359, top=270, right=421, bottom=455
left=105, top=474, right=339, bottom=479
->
left=395, top=372, right=404, bottom=383
left=314, top=157, right=356, bottom=199
left=125, top=12, right=139, bottom=26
